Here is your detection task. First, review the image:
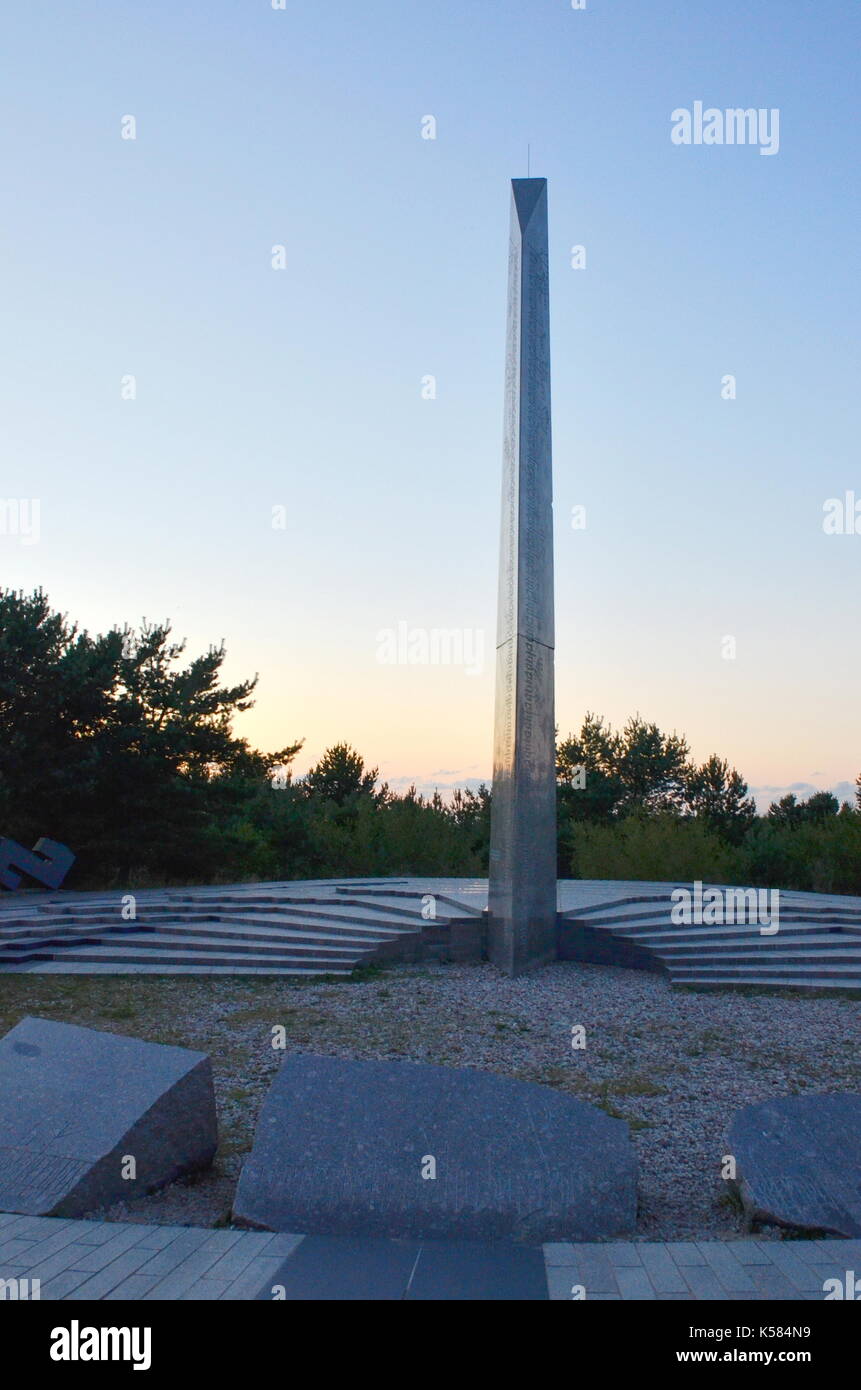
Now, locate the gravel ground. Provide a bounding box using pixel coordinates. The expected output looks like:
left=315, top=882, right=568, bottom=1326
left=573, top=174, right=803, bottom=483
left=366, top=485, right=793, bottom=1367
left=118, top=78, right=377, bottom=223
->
left=1, top=961, right=858, bottom=1240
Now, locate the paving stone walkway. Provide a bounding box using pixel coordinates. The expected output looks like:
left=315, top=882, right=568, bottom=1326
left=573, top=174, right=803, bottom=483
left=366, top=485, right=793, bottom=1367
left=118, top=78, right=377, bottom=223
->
left=2, top=1214, right=858, bottom=1300
left=543, top=1237, right=861, bottom=1300
left=0, top=1213, right=299, bottom=1301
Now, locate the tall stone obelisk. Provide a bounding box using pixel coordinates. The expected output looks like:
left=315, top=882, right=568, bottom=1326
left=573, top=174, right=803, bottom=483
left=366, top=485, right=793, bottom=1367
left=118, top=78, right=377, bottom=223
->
left=488, top=178, right=557, bottom=976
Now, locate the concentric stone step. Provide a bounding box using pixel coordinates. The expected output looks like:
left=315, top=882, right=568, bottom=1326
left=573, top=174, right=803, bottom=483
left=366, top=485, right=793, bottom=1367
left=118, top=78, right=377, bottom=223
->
left=562, top=885, right=861, bottom=994
left=6, top=878, right=861, bottom=988
left=673, top=973, right=861, bottom=993
left=15, top=945, right=357, bottom=972
left=0, top=881, right=429, bottom=975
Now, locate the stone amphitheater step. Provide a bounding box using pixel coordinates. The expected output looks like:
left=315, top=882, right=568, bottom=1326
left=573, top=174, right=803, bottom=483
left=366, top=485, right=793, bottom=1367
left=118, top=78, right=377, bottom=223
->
left=561, top=895, right=671, bottom=919
left=165, top=894, right=426, bottom=922
left=5, top=914, right=424, bottom=952
left=94, top=931, right=366, bottom=959
left=44, top=902, right=426, bottom=930
left=0, top=921, right=394, bottom=951
left=572, top=907, right=861, bottom=934
left=626, top=928, right=851, bottom=949
left=6, top=918, right=376, bottom=939
left=671, top=973, right=861, bottom=993
left=655, top=936, right=852, bottom=959
left=0, top=935, right=108, bottom=959
left=3, top=909, right=416, bottom=942
left=332, top=896, right=436, bottom=919
left=614, top=915, right=861, bottom=938
left=0, top=880, right=434, bottom=974
left=663, top=951, right=861, bottom=971
left=8, top=960, right=340, bottom=976
left=566, top=892, right=861, bottom=916
left=335, top=887, right=487, bottom=918
left=0, top=920, right=403, bottom=967
left=563, top=890, right=861, bottom=994
left=4, top=944, right=358, bottom=972
left=670, top=958, right=861, bottom=980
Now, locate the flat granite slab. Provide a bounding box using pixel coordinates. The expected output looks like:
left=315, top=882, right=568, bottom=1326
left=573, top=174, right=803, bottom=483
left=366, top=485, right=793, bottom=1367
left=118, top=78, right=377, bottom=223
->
left=0, top=1016, right=217, bottom=1217
left=234, top=1055, right=637, bottom=1242
left=728, top=1094, right=861, bottom=1237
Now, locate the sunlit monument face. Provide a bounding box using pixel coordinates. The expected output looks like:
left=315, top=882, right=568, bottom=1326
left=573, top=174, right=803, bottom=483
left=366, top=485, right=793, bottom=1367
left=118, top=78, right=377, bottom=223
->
left=487, top=179, right=557, bottom=976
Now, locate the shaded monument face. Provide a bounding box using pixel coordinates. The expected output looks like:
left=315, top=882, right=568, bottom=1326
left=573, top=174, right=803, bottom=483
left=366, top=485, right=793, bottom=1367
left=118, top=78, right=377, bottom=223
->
left=488, top=179, right=558, bottom=976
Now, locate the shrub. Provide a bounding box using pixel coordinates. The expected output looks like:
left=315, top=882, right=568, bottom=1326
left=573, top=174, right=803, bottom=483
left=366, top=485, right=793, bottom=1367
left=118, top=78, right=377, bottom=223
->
left=569, top=814, right=744, bottom=884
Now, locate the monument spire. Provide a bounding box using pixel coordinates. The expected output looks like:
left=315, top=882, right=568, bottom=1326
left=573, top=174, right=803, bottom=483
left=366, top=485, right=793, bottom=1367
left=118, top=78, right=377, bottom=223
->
left=487, top=178, right=557, bottom=976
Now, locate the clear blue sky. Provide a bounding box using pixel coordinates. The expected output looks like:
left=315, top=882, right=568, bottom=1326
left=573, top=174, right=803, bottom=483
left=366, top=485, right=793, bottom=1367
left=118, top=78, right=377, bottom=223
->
left=2, top=0, right=859, bottom=807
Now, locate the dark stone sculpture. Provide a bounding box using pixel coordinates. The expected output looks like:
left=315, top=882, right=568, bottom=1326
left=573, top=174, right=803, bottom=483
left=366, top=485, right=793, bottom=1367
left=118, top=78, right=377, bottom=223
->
left=0, top=837, right=75, bottom=891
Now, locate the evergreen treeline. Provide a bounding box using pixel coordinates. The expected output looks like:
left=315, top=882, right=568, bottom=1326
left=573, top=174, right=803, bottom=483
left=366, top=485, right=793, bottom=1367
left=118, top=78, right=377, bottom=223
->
left=2, top=589, right=860, bottom=893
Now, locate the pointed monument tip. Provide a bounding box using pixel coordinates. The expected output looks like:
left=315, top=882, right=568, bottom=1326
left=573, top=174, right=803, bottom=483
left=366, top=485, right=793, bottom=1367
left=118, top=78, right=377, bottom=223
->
left=511, top=178, right=547, bottom=230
